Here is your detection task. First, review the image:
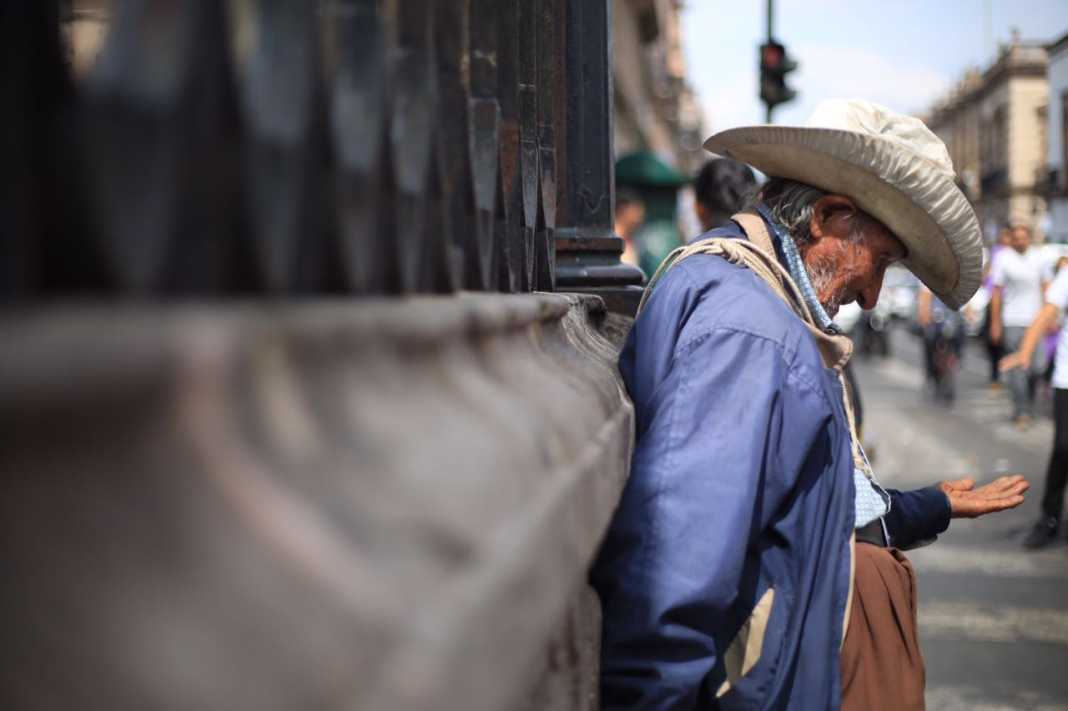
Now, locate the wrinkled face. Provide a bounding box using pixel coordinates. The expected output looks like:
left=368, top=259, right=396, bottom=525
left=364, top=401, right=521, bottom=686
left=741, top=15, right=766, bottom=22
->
left=1010, top=225, right=1032, bottom=253
left=799, top=195, right=907, bottom=317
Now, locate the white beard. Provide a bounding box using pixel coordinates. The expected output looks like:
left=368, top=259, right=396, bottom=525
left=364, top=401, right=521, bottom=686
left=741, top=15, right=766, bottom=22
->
left=807, top=261, right=843, bottom=316
left=804, top=242, right=856, bottom=317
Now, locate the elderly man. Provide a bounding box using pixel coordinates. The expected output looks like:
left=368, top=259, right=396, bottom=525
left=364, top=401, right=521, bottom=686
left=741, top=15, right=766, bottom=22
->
left=591, top=100, right=1029, bottom=710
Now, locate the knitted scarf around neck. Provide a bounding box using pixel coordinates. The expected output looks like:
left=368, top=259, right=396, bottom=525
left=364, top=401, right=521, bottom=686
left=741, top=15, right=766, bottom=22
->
left=754, top=204, right=840, bottom=335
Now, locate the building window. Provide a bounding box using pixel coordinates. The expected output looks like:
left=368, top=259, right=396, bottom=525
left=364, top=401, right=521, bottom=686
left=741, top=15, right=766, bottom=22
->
left=992, top=105, right=1007, bottom=171
left=980, top=104, right=1009, bottom=196
left=1061, top=91, right=1068, bottom=190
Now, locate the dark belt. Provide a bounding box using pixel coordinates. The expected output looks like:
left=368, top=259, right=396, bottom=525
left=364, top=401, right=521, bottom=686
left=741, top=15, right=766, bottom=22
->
left=856, top=518, right=888, bottom=547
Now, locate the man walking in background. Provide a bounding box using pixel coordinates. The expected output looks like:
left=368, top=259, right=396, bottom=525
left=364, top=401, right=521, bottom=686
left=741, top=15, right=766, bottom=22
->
left=990, top=223, right=1050, bottom=428
left=1002, top=254, right=1068, bottom=548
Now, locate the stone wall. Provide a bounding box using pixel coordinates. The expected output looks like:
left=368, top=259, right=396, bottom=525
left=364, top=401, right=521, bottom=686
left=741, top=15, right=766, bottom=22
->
left=0, top=293, right=634, bottom=711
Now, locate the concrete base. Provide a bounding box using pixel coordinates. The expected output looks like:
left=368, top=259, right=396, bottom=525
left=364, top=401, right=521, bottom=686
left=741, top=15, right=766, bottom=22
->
left=0, top=293, right=634, bottom=711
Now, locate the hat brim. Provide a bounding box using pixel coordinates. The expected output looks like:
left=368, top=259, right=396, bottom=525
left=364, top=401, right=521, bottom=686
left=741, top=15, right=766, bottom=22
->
left=704, top=126, right=982, bottom=309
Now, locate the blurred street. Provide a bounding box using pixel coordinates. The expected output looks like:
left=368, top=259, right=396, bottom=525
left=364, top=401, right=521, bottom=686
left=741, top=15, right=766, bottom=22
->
left=854, top=326, right=1068, bottom=710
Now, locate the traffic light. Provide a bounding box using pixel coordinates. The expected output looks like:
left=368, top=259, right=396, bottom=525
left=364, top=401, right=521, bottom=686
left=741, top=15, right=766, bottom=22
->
left=759, top=40, right=798, bottom=113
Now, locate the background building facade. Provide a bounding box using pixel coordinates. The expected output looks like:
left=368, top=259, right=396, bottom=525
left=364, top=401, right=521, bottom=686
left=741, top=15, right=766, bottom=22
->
left=926, top=38, right=1049, bottom=242
left=611, top=0, right=705, bottom=176
left=924, top=70, right=983, bottom=206
left=1045, top=32, right=1068, bottom=243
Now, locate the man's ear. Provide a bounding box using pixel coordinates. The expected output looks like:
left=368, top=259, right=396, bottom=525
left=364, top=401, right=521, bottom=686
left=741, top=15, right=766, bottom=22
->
left=809, top=195, right=857, bottom=242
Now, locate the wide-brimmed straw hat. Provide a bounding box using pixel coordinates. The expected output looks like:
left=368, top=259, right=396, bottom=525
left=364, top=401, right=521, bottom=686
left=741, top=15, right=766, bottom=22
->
left=703, top=99, right=982, bottom=309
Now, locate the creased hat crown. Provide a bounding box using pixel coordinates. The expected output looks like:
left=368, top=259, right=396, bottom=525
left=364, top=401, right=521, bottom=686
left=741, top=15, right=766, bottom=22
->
left=805, top=99, right=956, bottom=180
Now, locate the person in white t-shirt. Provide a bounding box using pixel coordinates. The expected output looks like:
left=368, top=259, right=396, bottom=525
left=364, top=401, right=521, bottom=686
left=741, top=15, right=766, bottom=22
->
left=990, top=224, right=1051, bottom=426
left=1002, top=263, right=1068, bottom=547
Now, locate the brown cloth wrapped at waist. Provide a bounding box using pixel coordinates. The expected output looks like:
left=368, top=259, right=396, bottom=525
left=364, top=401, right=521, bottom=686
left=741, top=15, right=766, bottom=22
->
left=841, top=543, right=926, bottom=711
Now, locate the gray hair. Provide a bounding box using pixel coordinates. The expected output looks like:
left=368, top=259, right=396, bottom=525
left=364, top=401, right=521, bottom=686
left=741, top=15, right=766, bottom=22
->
left=745, top=177, right=869, bottom=248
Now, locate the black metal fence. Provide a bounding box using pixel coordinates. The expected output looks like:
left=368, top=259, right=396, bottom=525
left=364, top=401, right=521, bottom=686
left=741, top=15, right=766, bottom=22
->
left=1, top=0, right=642, bottom=303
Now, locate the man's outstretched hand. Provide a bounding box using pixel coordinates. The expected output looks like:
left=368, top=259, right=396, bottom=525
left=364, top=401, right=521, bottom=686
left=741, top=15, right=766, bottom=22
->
left=939, top=476, right=1029, bottom=519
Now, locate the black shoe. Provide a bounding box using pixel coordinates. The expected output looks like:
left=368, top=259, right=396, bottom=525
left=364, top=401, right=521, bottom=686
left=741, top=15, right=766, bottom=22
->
left=1022, top=516, right=1059, bottom=549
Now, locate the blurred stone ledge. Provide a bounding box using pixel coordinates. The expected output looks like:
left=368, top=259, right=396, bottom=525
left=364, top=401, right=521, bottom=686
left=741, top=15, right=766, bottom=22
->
left=0, top=292, right=634, bottom=711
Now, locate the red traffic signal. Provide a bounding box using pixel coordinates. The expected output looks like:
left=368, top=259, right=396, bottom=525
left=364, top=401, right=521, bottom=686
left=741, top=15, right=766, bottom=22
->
left=759, top=40, right=798, bottom=110
left=762, top=43, right=784, bottom=68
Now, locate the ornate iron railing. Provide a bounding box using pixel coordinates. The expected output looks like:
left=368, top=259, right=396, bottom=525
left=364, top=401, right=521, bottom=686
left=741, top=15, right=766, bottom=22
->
left=2, top=0, right=643, bottom=306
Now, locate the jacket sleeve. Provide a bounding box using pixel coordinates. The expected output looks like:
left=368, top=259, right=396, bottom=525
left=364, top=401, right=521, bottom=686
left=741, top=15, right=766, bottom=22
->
left=883, top=486, right=951, bottom=550
left=591, top=327, right=834, bottom=709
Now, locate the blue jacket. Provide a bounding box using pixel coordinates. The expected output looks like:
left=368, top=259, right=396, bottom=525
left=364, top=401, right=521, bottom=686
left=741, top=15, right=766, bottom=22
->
left=591, top=223, right=950, bottom=709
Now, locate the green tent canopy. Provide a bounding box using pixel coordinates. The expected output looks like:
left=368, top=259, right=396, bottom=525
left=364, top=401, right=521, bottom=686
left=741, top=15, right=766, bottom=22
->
left=615, top=151, right=691, bottom=277
left=615, top=150, right=691, bottom=188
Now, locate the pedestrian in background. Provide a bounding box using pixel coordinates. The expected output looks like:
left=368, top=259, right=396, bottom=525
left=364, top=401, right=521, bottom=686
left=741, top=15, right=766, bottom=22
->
left=1041, top=256, right=1068, bottom=401
left=1002, top=255, right=1068, bottom=548
left=917, top=284, right=964, bottom=400
left=990, top=223, right=1050, bottom=428
left=982, top=228, right=1013, bottom=390
left=691, top=157, right=757, bottom=235
left=614, top=188, right=645, bottom=268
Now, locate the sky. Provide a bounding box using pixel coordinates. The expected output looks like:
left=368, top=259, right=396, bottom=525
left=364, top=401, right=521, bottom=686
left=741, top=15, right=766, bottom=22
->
left=681, top=0, right=1068, bottom=134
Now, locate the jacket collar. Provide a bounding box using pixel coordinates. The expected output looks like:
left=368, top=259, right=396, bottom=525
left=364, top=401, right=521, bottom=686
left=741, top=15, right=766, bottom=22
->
left=731, top=211, right=854, bottom=373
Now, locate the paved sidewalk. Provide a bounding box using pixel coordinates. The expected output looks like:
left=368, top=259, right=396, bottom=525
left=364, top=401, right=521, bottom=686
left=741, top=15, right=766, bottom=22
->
left=854, top=328, right=1068, bottom=710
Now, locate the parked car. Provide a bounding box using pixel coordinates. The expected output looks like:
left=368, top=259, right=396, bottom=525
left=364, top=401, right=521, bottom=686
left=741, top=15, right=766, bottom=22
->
left=834, top=300, right=891, bottom=357
left=834, top=301, right=863, bottom=333
left=882, top=266, right=920, bottom=322
left=961, top=284, right=989, bottom=338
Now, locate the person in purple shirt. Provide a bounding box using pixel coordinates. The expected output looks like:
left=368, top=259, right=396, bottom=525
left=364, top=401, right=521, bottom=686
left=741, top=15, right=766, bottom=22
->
left=592, top=100, right=1029, bottom=710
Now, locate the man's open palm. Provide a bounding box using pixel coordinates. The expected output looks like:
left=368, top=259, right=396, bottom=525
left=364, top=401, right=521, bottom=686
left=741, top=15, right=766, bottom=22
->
left=939, top=476, right=1029, bottom=519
